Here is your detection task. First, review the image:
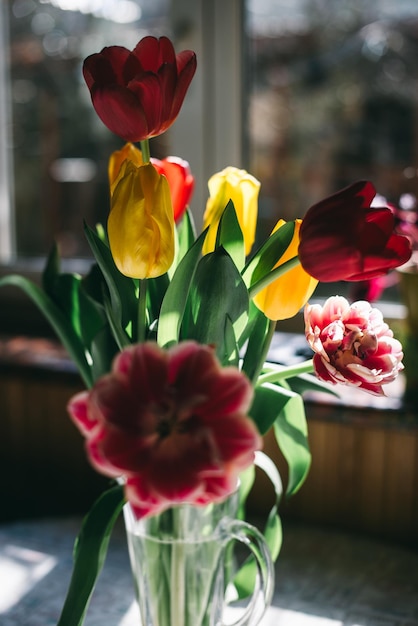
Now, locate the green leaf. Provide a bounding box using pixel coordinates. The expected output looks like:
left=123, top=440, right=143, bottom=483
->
left=89, top=325, right=119, bottom=380
left=238, top=465, right=256, bottom=513
left=42, top=243, right=62, bottom=292
left=241, top=305, right=276, bottom=383
left=234, top=451, right=283, bottom=598
left=253, top=451, right=283, bottom=560
left=242, top=221, right=295, bottom=289
left=250, top=382, right=291, bottom=435
left=273, top=388, right=311, bottom=496
left=78, top=266, right=110, bottom=348
left=222, top=315, right=240, bottom=366
left=42, top=245, right=98, bottom=343
left=57, top=484, right=125, bottom=626
left=84, top=223, right=137, bottom=332
left=102, top=288, right=132, bottom=351
left=42, top=249, right=106, bottom=356
left=187, top=248, right=249, bottom=363
left=215, top=199, right=245, bottom=271
left=157, top=229, right=207, bottom=348
left=0, top=275, right=93, bottom=387
left=146, top=273, right=170, bottom=325
left=249, top=381, right=311, bottom=495
left=176, top=208, right=196, bottom=263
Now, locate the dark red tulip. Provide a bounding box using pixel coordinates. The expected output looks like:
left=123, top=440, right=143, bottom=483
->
left=83, top=36, right=197, bottom=142
left=298, top=181, right=412, bottom=282
left=67, top=341, right=260, bottom=519
left=151, top=156, right=194, bottom=223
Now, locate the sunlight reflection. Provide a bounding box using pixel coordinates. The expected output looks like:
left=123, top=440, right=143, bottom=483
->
left=116, top=604, right=346, bottom=625
left=118, top=600, right=141, bottom=625
left=267, top=610, right=343, bottom=625
left=0, top=544, right=57, bottom=613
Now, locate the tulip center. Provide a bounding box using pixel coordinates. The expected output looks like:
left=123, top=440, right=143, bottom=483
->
left=335, top=329, right=378, bottom=366
left=156, top=391, right=200, bottom=440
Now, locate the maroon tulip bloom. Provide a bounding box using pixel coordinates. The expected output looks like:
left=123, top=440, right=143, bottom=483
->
left=67, top=341, right=261, bottom=519
left=298, top=181, right=412, bottom=282
left=83, top=36, right=197, bottom=142
left=151, top=156, right=194, bottom=223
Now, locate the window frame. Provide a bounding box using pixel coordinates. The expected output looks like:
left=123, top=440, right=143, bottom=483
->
left=0, top=1, right=15, bottom=262
left=0, top=0, right=247, bottom=335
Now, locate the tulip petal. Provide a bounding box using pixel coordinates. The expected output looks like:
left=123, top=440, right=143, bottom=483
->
left=305, top=296, right=404, bottom=395
left=299, top=181, right=412, bottom=282
left=67, top=341, right=260, bottom=518
left=91, top=84, right=149, bottom=143
left=83, top=36, right=196, bottom=142
left=254, top=220, right=318, bottom=320
left=203, top=167, right=260, bottom=256
left=151, top=156, right=194, bottom=222
left=108, top=162, right=174, bottom=279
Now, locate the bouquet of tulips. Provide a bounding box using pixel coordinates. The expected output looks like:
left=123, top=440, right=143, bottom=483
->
left=0, top=35, right=411, bottom=625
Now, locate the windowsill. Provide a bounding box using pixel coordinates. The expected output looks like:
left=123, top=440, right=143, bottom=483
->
left=0, top=334, right=77, bottom=378
left=0, top=330, right=416, bottom=424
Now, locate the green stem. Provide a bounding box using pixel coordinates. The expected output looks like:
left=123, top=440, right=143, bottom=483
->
left=248, top=256, right=300, bottom=298
left=251, top=318, right=276, bottom=384
left=140, top=139, right=151, bottom=163
left=170, top=507, right=186, bottom=626
left=257, top=359, right=314, bottom=386
left=137, top=279, right=147, bottom=342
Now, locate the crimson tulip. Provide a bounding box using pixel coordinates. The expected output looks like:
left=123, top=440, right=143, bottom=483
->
left=83, top=36, right=197, bottom=142
left=298, top=181, right=412, bottom=282
left=151, top=156, right=194, bottom=223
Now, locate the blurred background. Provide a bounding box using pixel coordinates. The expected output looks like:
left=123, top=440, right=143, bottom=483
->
left=1, top=0, right=418, bottom=270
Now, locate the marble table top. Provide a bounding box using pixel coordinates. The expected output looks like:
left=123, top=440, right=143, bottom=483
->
left=1, top=515, right=418, bottom=626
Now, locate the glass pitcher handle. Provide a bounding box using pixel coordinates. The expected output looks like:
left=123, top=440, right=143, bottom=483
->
left=222, top=519, right=274, bottom=626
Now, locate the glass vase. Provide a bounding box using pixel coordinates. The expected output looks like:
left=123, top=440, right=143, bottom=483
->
left=122, top=489, right=274, bottom=626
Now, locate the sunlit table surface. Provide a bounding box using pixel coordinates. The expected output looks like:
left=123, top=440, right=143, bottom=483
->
left=1, top=515, right=418, bottom=626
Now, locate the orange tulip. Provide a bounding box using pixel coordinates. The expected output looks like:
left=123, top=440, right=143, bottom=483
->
left=253, top=219, right=318, bottom=321
left=108, top=143, right=144, bottom=194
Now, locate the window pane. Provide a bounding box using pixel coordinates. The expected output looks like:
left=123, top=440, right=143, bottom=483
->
left=246, top=0, right=418, bottom=288
left=6, top=0, right=169, bottom=258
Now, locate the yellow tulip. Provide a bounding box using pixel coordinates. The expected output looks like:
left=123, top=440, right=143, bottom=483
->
left=108, top=142, right=144, bottom=195
left=203, top=166, right=260, bottom=256
left=253, top=219, right=318, bottom=321
left=108, top=160, right=174, bottom=279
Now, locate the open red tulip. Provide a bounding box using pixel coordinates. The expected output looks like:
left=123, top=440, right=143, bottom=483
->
left=151, top=156, right=194, bottom=223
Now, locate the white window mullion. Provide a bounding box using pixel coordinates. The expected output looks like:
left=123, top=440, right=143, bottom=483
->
left=169, top=0, right=245, bottom=228
left=0, top=2, right=15, bottom=262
